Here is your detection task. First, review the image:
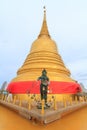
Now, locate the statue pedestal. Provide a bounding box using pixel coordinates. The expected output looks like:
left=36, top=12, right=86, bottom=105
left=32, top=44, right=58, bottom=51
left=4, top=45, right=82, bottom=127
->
left=37, top=102, right=50, bottom=109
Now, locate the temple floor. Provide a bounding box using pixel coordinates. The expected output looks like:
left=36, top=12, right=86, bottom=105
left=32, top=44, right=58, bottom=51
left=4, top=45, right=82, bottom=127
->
left=0, top=105, right=87, bottom=130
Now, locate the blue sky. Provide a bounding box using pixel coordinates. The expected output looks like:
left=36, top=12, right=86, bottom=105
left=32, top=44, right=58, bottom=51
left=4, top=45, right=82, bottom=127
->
left=0, top=0, right=87, bottom=88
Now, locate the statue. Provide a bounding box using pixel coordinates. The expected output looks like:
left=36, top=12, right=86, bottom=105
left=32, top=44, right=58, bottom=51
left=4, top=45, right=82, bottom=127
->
left=37, top=69, right=50, bottom=105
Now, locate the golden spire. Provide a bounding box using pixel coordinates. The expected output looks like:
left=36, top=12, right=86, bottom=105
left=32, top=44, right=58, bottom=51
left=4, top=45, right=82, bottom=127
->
left=38, top=6, right=50, bottom=38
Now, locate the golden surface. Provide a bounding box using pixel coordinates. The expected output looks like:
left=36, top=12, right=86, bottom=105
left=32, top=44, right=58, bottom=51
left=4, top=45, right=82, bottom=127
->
left=14, top=94, right=71, bottom=101
left=0, top=105, right=87, bottom=130
left=11, top=9, right=74, bottom=83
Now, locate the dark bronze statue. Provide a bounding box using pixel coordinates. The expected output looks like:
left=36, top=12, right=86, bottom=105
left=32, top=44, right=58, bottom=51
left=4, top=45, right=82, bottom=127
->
left=37, top=69, right=49, bottom=105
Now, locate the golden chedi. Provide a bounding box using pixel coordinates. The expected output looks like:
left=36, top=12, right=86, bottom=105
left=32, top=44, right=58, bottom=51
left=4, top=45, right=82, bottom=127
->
left=7, top=7, right=81, bottom=95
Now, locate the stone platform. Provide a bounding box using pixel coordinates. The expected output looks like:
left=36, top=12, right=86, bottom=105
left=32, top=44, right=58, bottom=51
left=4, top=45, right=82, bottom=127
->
left=0, top=100, right=87, bottom=124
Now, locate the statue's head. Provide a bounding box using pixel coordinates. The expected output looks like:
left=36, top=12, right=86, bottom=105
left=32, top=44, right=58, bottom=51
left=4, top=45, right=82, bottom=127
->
left=42, top=69, right=47, bottom=76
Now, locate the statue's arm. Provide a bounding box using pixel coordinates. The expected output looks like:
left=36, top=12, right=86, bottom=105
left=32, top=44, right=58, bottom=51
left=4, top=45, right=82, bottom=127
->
left=47, top=77, right=49, bottom=81
left=47, top=77, right=50, bottom=85
left=37, top=77, right=41, bottom=81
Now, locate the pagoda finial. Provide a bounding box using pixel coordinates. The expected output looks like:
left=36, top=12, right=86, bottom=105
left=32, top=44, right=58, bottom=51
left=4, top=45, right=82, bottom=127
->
left=43, top=6, right=46, bottom=11
left=38, top=6, right=50, bottom=38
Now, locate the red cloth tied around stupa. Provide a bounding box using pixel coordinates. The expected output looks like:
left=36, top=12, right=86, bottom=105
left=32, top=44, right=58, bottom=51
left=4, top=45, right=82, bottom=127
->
left=7, top=81, right=82, bottom=94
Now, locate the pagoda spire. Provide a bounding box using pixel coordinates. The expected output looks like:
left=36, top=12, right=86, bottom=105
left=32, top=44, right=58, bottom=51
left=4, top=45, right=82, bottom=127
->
left=38, top=6, right=50, bottom=38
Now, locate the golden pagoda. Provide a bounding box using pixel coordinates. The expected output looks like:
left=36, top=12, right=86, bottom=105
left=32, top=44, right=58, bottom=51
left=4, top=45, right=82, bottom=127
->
left=7, top=7, right=81, bottom=98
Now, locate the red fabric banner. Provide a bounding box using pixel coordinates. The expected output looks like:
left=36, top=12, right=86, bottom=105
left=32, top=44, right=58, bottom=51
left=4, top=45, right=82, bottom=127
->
left=7, top=81, right=82, bottom=94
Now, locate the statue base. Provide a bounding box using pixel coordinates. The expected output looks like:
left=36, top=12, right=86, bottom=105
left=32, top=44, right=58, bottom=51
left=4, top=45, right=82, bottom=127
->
left=37, top=103, right=51, bottom=109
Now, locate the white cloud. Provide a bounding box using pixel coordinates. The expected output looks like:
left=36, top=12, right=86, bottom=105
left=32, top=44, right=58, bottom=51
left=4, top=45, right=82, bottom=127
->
left=67, top=59, right=87, bottom=88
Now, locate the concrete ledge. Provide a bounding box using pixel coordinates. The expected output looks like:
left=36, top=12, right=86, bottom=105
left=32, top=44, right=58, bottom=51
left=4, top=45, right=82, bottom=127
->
left=0, top=100, right=87, bottom=124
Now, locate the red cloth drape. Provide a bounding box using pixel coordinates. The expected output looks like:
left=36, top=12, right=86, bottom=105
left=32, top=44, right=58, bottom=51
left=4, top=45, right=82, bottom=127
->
left=7, top=81, right=82, bottom=94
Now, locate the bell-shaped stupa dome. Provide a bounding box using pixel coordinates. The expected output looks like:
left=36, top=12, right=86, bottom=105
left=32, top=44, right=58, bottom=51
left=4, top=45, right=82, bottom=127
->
left=7, top=7, right=81, bottom=94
